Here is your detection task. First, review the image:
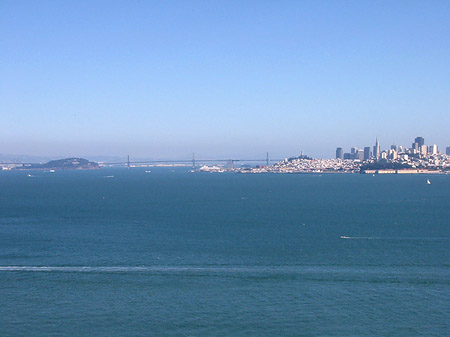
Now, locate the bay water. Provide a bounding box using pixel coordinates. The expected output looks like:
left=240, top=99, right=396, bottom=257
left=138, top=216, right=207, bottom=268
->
left=1, top=168, right=449, bottom=336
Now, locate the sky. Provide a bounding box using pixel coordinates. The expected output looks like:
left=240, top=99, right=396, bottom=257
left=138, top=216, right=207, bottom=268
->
left=1, top=0, right=449, bottom=159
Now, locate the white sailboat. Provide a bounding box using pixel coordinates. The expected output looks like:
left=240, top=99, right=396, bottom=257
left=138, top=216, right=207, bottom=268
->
left=427, top=179, right=431, bottom=185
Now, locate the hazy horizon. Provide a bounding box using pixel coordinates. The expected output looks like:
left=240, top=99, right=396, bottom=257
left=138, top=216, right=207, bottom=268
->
left=1, top=1, right=449, bottom=159
left=1, top=133, right=446, bottom=162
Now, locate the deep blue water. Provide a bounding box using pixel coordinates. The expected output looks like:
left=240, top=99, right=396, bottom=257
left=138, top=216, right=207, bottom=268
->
left=1, top=168, right=449, bottom=336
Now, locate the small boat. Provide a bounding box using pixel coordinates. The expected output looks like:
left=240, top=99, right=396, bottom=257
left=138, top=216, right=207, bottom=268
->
left=427, top=179, right=431, bottom=185
left=49, top=170, right=55, bottom=173
left=145, top=170, right=151, bottom=173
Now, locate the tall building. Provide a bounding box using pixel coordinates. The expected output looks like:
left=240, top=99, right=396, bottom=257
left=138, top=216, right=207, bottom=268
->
left=429, top=144, right=438, bottom=155
left=391, top=145, right=397, bottom=151
left=389, top=149, right=398, bottom=160
left=357, top=150, right=364, bottom=160
left=336, top=147, right=343, bottom=160
left=373, top=138, right=381, bottom=161
left=415, top=137, right=425, bottom=147
left=364, top=147, right=371, bottom=160
left=420, top=145, right=428, bottom=156
left=446, top=146, right=450, bottom=155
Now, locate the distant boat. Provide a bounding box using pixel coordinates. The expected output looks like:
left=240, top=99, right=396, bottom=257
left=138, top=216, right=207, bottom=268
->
left=427, top=179, right=431, bottom=185
left=145, top=170, right=151, bottom=173
left=49, top=170, right=55, bottom=173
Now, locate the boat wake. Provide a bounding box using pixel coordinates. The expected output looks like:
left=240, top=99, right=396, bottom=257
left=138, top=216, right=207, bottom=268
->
left=340, top=236, right=449, bottom=240
left=340, top=236, right=372, bottom=239
left=0, top=266, right=267, bottom=273
left=1, top=266, right=448, bottom=285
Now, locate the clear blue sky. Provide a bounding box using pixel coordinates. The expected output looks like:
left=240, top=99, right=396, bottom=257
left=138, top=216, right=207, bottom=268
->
left=1, top=1, right=449, bottom=159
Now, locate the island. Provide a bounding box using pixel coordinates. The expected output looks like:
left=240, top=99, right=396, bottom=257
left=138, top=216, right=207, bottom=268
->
left=17, top=158, right=99, bottom=170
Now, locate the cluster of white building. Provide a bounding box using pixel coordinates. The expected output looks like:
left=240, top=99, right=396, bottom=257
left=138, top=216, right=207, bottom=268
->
left=196, top=165, right=228, bottom=173
left=262, top=158, right=360, bottom=173
left=196, top=157, right=361, bottom=174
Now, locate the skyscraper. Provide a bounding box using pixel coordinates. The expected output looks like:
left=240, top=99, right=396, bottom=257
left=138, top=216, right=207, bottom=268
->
left=364, top=147, right=371, bottom=160
left=336, top=147, right=343, bottom=160
left=446, top=146, right=450, bottom=156
left=373, top=138, right=380, bottom=160
left=415, top=137, right=425, bottom=147
left=357, top=149, right=364, bottom=160
left=429, top=144, right=438, bottom=155
left=420, top=145, right=428, bottom=156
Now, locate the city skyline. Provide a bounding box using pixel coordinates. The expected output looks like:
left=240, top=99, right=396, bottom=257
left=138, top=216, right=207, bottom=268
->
left=336, top=135, right=447, bottom=161
left=1, top=1, right=450, bottom=158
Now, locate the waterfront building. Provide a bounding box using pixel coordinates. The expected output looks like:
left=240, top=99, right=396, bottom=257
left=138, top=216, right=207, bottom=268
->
left=336, top=147, right=343, bottom=160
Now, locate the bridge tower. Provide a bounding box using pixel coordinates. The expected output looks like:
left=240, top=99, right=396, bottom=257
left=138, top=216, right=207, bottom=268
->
left=192, top=153, right=196, bottom=169
left=127, top=155, right=130, bottom=168
left=266, top=152, right=269, bottom=166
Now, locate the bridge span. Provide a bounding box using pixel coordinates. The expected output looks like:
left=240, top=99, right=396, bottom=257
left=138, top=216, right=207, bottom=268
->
left=110, top=153, right=282, bottom=168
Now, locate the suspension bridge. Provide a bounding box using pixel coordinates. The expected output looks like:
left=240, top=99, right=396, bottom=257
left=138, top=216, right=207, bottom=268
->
left=110, top=153, right=282, bottom=168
